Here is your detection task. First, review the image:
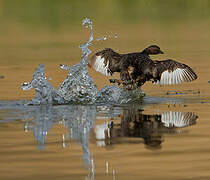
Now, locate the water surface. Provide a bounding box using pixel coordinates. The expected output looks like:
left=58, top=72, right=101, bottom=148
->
left=1, top=2, right=210, bottom=180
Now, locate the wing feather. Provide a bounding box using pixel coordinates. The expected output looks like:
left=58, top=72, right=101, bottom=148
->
left=91, top=55, right=111, bottom=76
left=153, top=59, right=197, bottom=85
left=88, top=48, right=122, bottom=76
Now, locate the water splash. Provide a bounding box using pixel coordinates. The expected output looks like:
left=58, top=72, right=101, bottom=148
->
left=95, top=85, right=144, bottom=104
left=52, top=18, right=98, bottom=103
left=21, top=64, right=55, bottom=105
left=96, top=32, right=118, bottom=41
left=21, top=18, right=144, bottom=105
left=21, top=18, right=98, bottom=104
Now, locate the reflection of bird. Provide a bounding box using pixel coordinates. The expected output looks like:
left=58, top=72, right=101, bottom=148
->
left=94, top=108, right=198, bottom=149
left=88, top=45, right=197, bottom=87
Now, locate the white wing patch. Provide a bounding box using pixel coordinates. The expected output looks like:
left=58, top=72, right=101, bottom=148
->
left=161, top=111, right=196, bottom=128
left=93, top=56, right=111, bottom=76
left=154, top=68, right=194, bottom=85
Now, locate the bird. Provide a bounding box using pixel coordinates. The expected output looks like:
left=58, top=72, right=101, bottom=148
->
left=88, top=45, right=163, bottom=82
left=88, top=45, right=197, bottom=88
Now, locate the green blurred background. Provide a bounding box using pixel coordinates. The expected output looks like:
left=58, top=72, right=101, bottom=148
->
left=1, top=0, right=210, bottom=28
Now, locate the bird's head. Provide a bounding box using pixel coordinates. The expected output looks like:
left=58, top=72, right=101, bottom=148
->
left=143, top=45, right=164, bottom=55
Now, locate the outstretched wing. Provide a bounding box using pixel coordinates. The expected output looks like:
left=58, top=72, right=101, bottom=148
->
left=88, top=48, right=121, bottom=76
left=153, top=59, right=197, bottom=85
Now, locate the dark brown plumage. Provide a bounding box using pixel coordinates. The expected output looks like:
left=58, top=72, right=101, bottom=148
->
left=88, top=45, right=197, bottom=88
left=132, top=58, right=197, bottom=86
left=88, top=45, right=163, bottom=81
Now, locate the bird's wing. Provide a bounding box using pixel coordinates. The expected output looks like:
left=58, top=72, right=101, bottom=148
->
left=88, top=48, right=119, bottom=76
left=153, top=59, right=197, bottom=85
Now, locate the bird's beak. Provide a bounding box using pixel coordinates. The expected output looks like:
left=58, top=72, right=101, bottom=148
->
left=160, top=50, right=164, bottom=54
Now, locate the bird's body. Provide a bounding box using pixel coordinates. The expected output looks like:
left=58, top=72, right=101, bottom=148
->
left=88, top=45, right=162, bottom=82
left=88, top=45, right=197, bottom=88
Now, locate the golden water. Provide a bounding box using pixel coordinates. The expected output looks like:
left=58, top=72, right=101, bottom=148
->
left=1, top=2, right=210, bottom=179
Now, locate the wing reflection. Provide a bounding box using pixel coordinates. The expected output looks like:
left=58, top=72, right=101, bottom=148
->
left=94, top=107, right=198, bottom=150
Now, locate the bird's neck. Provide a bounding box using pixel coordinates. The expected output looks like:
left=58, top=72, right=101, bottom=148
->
left=141, top=49, right=150, bottom=56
